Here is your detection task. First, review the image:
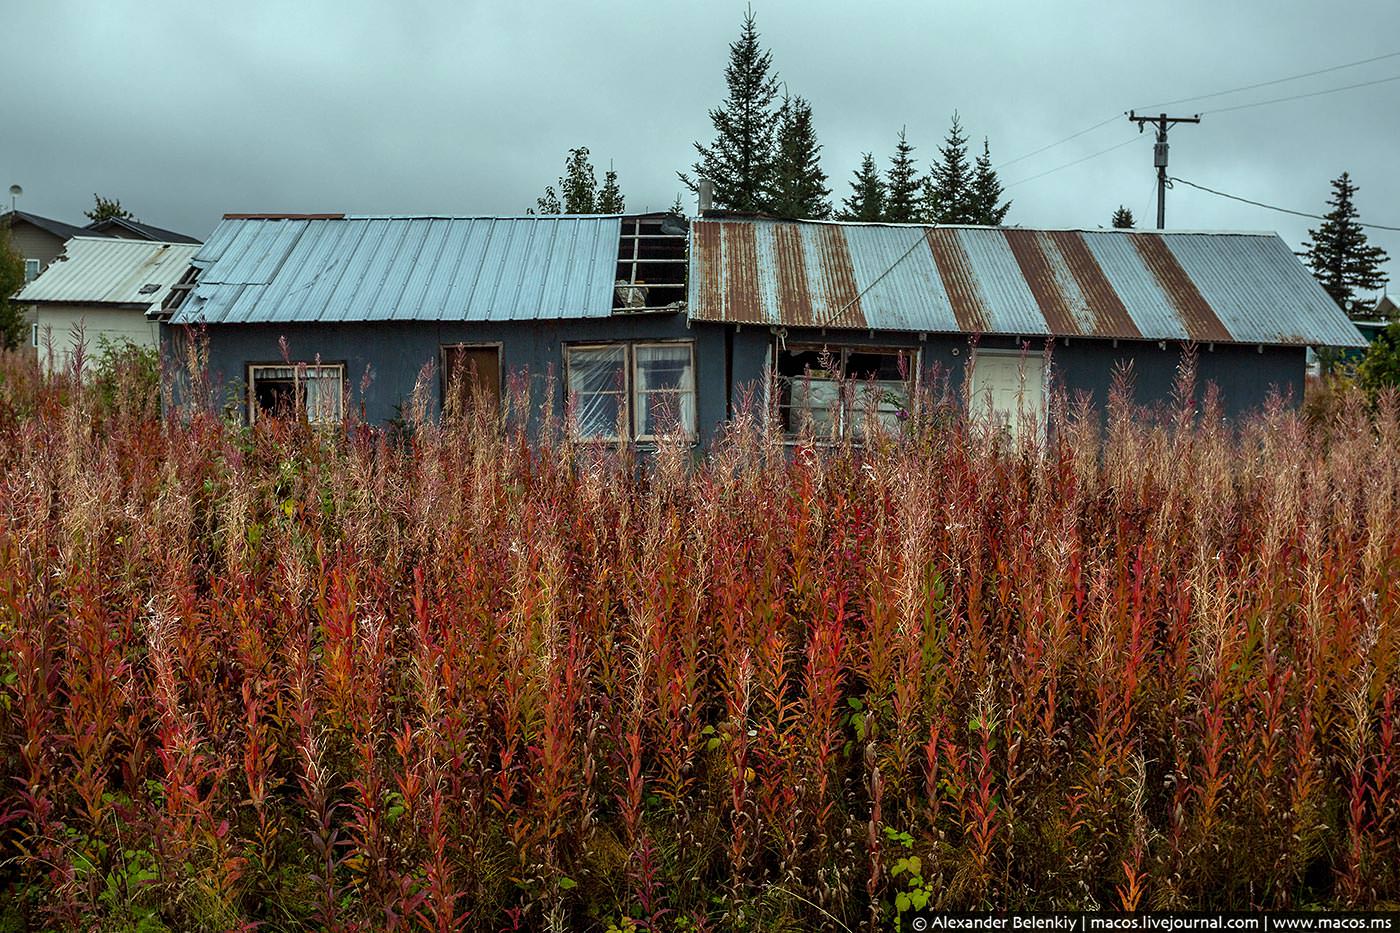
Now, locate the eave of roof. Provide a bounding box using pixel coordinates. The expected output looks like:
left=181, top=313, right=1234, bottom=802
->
left=2, top=210, right=99, bottom=242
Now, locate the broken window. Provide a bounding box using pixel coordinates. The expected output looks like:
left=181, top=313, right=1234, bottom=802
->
left=775, top=345, right=914, bottom=440
left=566, top=341, right=696, bottom=441
left=247, top=363, right=344, bottom=425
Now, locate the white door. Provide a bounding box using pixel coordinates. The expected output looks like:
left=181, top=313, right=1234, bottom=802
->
left=969, top=351, right=1046, bottom=441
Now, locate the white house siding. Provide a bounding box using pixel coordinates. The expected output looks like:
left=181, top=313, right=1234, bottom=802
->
left=33, top=304, right=159, bottom=373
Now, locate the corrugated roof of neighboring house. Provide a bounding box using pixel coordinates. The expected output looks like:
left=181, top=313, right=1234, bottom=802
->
left=165, top=214, right=624, bottom=325
left=2, top=209, right=98, bottom=242
left=688, top=219, right=1367, bottom=348
left=84, top=216, right=202, bottom=244
left=16, top=236, right=202, bottom=308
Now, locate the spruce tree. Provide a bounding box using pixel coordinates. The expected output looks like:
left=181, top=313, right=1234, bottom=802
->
left=839, top=153, right=885, bottom=222
left=1111, top=206, right=1136, bottom=229
left=922, top=112, right=972, bottom=223
left=884, top=128, right=921, bottom=224
left=596, top=164, right=625, bottom=214
left=968, top=138, right=1011, bottom=225
left=679, top=10, right=781, bottom=212
left=1300, top=172, right=1390, bottom=313
left=769, top=97, right=831, bottom=218
left=671, top=194, right=686, bottom=216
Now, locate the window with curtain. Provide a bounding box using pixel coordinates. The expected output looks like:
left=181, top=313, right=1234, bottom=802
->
left=248, top=363, right=345, bottom=425
left=633, top=343, right=695, bottom=439
left=565, top=342, right=696, bottom=441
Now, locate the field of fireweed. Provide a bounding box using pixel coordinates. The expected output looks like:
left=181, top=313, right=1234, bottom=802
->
left=0, top=345, right=1397, bottom=932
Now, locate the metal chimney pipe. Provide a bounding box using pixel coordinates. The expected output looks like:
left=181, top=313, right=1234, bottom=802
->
left=698, top=178, right=713, bottom=215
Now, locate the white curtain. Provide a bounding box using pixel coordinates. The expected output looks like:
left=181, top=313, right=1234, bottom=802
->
left=633, top=345, right=695, bottom=437
left=302, top=365, right=343, bottom=424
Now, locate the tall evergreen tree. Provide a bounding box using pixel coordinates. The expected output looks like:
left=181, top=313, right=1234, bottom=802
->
left=596, top=164, right=625, bottom=214
left=769, top=97, right=831, bottom=218
left=922, top=112, right=972, bottom=223
left=1111, top=206, right=1136, bottom=229
left=839, top=153, right=885, bottom=222
left=884, top=128, right=921, bottom=224
left=1300, top=172, right=1390, bottom=314
left=679, top=10, right=782, bottom=212
left=968, top=138, right=1011, bottom=225
left=671, top=194, right=686, bottom=216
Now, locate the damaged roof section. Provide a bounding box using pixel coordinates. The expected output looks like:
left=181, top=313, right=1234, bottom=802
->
left=688, top=219, right=1366, bottom=347
left=17, top=237, right=202, bottom=309
left=163, top=214, right=625, bottom=324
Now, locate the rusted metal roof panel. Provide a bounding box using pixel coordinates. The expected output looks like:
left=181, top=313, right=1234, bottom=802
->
left=688, top=219, right=1366, bottom=347
left=169, top=215, right=623, bottom=325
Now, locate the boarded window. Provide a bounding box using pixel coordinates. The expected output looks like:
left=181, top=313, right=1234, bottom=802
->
left=441, top=345, right=502, bottom=416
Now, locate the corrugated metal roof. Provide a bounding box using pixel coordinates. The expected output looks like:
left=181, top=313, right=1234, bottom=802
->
left=168, top=215, right=624, bottom=324
left=688, top=219, right=1366, bottom=347
left=16, top=236, right=202, bottom=308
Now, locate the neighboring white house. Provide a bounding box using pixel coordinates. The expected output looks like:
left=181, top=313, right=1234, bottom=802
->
left=16, top=236, right=201, bottom=373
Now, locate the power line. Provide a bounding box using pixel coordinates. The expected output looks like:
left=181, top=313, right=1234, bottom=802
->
left=1004, top=135, right=1145, bottom=189
left=1134, top=48, right=1400, bottom=111
left=994, top=50, right=1400, bottom=181
left=1169, top=176, right=1400, bottom=232
left=994, top=115, right=1121, bottom=171
left=1203, top=72, right=1400, bottom=114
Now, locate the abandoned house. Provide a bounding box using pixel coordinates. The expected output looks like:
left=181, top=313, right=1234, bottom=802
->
left=150, top=211, right=1365, bottom=441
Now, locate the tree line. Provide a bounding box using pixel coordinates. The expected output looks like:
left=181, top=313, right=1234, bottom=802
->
left=533, top=10, right=1011, bottom=226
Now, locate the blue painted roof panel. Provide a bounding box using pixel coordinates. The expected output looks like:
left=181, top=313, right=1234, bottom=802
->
left=170, top=215, right=624, bottom=324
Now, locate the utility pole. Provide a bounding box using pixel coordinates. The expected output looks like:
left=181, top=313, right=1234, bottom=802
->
left=1127, top=112, right=1200, bottom=229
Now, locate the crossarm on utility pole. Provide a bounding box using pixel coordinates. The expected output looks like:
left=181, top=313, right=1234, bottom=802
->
left=1127, top=111, right=1201, bottom=229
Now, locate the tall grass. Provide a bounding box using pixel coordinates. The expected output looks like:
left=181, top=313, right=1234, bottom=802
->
left=0, top=345, right=1397, bottom=931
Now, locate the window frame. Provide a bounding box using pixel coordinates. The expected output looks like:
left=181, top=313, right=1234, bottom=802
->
left=564, top=339, right=697, bottom=442
left=630, top=340, right=697, bottom=443
left=23, top=258, right=40, bottom=284
left=246, top=361, right=347, bottom=426
left=772, top=342, right=920, bottom=441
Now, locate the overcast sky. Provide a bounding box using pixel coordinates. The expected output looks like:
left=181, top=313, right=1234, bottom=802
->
left=4, top=1, right=1398, bottom=287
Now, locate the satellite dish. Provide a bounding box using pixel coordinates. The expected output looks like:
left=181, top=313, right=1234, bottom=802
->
left=8, top=185, right=20, bottom=197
